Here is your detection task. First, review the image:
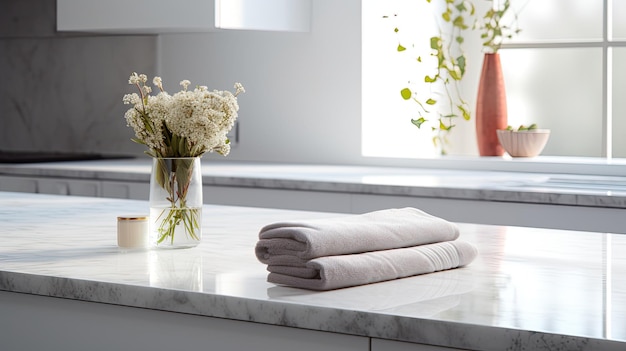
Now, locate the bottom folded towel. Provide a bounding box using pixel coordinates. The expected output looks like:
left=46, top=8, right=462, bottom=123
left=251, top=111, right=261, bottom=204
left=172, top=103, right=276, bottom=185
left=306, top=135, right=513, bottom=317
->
left=266, top=240, right=478, bottom=291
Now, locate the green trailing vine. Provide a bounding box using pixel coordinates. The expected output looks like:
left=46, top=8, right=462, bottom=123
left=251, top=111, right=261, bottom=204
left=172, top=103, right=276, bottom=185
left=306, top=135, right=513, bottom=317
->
left=478, top=0, right=522, bottom=53
left=386, top=0, right=522, bottom=155
left=390, top=0, right=474, bottom=155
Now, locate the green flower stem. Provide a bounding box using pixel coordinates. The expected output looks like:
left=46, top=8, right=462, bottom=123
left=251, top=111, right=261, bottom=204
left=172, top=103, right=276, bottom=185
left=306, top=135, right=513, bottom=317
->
left=155, top=204, right=201, bottom=245
left=153, top=158, right=200, bottom=245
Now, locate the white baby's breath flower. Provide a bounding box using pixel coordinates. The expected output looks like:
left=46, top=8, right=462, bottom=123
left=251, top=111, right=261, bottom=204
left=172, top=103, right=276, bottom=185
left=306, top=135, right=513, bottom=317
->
left=123, top=73, right=243, bottom=158
left=180, top=80, right=191, bottom=91
left=234, top=82, right=245, bottom=96
left=153, top=77, right=163, bottom=91
left=122, top=93, right=140, bottom=105
left=128, top=72, right=140, bottom=85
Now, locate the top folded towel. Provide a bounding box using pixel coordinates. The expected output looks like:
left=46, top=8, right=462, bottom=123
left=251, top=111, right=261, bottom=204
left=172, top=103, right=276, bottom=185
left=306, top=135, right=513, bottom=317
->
left=255, top=207, right=459, bottom=265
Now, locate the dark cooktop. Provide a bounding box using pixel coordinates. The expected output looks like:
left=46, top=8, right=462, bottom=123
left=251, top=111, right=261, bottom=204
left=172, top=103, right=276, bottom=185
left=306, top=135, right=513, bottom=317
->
left=0, top=151, right=135, bottom=164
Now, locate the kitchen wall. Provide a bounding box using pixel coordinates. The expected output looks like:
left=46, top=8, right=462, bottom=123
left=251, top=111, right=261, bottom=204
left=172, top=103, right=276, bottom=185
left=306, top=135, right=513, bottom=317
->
left=158, top=0, right=364, bottom=165
left=0, top=0, right=156, bottom=156
left=1, top=1, right=379, bottom=166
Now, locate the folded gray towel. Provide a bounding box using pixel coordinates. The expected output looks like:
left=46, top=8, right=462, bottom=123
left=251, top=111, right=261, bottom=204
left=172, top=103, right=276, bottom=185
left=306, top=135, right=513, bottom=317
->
left=255, top=208, right=460, bottom=264
left=266, top=240, right=478, bottom=290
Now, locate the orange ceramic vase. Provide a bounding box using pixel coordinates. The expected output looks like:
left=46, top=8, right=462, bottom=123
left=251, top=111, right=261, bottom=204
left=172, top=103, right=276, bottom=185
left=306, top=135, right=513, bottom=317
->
left=476, top=53, right=508, bottom=156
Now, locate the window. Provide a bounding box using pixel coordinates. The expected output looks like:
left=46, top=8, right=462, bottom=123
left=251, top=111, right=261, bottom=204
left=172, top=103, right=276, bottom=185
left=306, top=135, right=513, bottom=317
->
left=362, top=0, right=626, bottom=162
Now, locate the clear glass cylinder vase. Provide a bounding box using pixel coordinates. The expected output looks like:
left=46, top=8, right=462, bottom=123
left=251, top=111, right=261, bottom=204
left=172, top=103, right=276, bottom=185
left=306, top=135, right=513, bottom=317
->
left=149, top=157, right=203, bottom=249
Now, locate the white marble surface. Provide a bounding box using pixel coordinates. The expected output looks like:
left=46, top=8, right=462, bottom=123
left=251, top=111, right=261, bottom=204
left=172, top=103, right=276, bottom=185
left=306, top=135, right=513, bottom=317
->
left=2, top=158, right=626, bottom=208
left=0, top=192, right=625, bottom=350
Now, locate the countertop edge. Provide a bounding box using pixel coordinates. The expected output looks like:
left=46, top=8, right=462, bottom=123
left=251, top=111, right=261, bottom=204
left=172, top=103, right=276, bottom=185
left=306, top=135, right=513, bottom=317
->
left=1, top=161, right=626, bottom=209
left=1, top=270, right=623, bottom=351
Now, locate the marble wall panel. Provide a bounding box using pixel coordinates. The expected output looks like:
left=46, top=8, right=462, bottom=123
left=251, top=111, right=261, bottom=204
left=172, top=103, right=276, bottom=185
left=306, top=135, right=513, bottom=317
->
left=0, top=0, right=158, bottom=156
left=0, top=0, right=56, bottom=38
left=0, top=36, right=157, bottom=155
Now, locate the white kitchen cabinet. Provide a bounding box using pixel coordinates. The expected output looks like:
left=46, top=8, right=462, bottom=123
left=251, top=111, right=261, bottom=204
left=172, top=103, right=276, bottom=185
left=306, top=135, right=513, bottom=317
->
left=350, top=193, right=626, bottom=234
left=372, top=339, right=466, bottom=351
left=0, top=175, right=38, bottom=193
left=203, top=185, right=352, bottom=213
left=0, top=176, right=100, bottom=197
left=0, top=175, right=100, bottom=197
left=57, top=0, right=311, bottom=34
left=1, top=290, right=367, bottom=351
left=37, top=178, right=101, bottom=197
left=101, top=180, right=149, bottom=200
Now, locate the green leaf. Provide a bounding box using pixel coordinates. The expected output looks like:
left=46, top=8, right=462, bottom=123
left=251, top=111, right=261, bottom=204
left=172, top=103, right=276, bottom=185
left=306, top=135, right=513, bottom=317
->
left=458, top=104, right=471, bottom=120
left=426, top=98, right=437, bottom=105
left=424, top=75, right=437, bottom=83
left=457, top=55, right=466, bottom=75
left=394, top=27, right=399, bottom=33
left=411, top=117, right=427, bottom=128
left=430, top=36, right=441, bottom=50
left=397, top=44, right=406, bottom=52
left=452, top=16, right=468, bottom=30
left=442, top=10, right=451, bottom=22
left=400, top=88, right=412, bottom=100
left=417, top=56, right=422, bottom=62
left=178, top=136, right=187, bottom=156
left=439, top=121, right=449, bottom=131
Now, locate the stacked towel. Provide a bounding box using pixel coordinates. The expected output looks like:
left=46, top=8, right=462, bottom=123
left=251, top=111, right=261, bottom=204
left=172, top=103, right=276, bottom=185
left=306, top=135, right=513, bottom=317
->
left=255, top=208, right=478, bottom=291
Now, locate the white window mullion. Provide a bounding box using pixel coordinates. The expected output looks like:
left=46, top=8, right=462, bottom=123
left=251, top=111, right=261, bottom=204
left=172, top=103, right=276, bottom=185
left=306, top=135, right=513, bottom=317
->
left=603, top=0, right=611, bottom=159
left=602, top=42, right=610, bottom=159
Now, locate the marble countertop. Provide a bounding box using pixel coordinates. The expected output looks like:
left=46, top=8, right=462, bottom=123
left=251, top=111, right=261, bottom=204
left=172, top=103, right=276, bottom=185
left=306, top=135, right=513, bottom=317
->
left=0, top=192, right=625, bottom=350
left=1, top=158, right=626, bottom=208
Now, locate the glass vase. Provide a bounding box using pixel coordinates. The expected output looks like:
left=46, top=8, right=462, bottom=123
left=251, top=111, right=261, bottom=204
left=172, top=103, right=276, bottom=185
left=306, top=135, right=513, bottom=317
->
left=149, top=157, right=203, bottom=249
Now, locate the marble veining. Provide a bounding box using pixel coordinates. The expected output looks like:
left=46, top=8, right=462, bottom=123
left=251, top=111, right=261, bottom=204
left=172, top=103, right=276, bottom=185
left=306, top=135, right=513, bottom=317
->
left=0, top=192, right=625, bottom=350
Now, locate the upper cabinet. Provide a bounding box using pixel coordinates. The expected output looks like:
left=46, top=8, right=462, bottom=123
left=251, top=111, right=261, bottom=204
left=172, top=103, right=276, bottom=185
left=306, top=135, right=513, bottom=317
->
left=57, top=0, right=311, bottom=34
left=215, top=0, right=311, bottom=32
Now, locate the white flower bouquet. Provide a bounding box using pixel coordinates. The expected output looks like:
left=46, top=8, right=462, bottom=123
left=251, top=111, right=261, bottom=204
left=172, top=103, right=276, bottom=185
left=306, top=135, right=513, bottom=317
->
left=123, top=73, right=245, bottom=158
left=123, top=73, right=244, bottom=247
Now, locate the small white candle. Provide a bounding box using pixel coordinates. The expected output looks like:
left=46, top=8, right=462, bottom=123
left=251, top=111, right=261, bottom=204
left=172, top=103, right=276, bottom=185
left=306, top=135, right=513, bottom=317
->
left=117, top=215, right=149, bottom=249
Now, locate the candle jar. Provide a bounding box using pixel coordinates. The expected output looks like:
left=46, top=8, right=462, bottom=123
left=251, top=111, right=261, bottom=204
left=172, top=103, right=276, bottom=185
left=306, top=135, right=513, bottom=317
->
left=117, top=215, right=149, bottom=249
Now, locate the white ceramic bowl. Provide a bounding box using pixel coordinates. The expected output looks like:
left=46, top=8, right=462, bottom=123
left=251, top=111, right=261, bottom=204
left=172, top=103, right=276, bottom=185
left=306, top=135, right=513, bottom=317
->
left=496, top=129, right=551, bottom=157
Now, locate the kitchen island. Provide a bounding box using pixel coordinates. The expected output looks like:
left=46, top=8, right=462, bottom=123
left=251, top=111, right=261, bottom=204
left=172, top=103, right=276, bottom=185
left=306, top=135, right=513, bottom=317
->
left=0, top=192, right=624, bottom=350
